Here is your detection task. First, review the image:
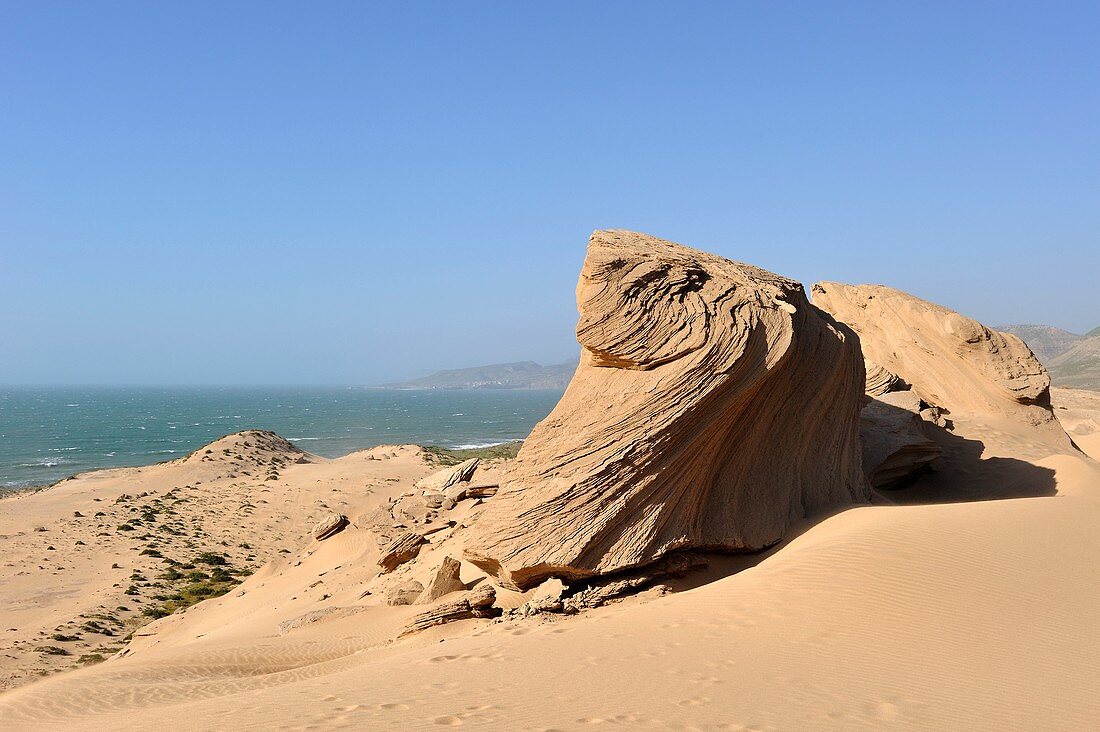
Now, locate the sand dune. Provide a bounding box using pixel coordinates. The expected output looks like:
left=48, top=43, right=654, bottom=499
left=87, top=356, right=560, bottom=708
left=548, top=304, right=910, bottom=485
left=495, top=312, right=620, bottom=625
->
left=0, top=433, right=436, bottom=689
left=0, top=436, right=1095, bottom=730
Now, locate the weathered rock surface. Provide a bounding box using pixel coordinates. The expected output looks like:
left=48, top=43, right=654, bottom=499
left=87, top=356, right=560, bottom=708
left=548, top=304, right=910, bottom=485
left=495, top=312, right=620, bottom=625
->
left=865, top=359, right=908, bottom=397
left=378, top=531, right=426, bottom=573
left=860, top=395, right=942, bottom=488
left=421, top=491, right=445, bottom=509
left=415, top=458, right=480, bottom=492
left=563, top=552, right=709, bottom=611
left=312, top=513, right=348, bottom=541
left=400, top=584, right=500, bottom=636
left=464, top=482, right=498, bottom=499
left=393, top=495, right=431, bottom=524
left=417, top=556, right=466, bottom=604
left=385, top=579, right=425, bottom=606
left=442, top=484, right=468, bottom=503
left=464, top=230, right=868, bottom=591
left=813, top=282, right=1072, bottom=447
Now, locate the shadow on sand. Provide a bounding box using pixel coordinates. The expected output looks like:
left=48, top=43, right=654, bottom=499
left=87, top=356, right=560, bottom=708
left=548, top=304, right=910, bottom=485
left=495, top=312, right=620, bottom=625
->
left=662, top=401, right=1060, bottom=594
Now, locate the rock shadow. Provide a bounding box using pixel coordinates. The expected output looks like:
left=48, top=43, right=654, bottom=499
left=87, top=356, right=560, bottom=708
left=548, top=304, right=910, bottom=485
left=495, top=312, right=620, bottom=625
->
left=658, top=402, right=1059, bottom=595
left=869, top=400, right=1058, bottom=504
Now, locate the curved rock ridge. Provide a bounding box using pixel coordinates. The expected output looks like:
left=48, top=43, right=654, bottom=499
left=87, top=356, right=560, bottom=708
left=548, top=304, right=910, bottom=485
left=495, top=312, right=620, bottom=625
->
left=811, top=283, right=1069, bottom=442
left=464, top=230, right=869, bottom=590
left=864, top=359, right=908, bottom=397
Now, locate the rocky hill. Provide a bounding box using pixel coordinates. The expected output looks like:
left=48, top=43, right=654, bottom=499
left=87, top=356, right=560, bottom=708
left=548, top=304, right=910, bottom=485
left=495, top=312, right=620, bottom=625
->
left=382, top=360, right=576, bottom=390
left=997, top=324, right=1099, bottom=390
left=996, top=324, right=1082, bottom=363
left=1048, top=331, right=1100, bottom=390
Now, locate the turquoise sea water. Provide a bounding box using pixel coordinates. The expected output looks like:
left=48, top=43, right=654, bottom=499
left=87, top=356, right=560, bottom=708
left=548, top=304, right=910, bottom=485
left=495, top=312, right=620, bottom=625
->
left=0, top=387, right=564, bottom=490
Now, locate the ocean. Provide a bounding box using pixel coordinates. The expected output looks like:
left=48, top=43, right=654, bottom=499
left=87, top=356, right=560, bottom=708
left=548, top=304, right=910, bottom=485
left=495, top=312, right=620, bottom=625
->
left=0, top=387, right=564, bottom=490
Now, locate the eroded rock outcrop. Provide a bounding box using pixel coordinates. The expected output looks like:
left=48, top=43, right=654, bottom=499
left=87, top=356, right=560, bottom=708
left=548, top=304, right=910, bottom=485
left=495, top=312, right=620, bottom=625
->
left=417, top=556, right=466, bottom=604
left=312, top=513, right=348, bottom=541
left=813, top=282, right=1072, bottom=448
left=415, top=458, right=479, bottom=492
left=385, top=579, right=425, bottom=606
left=464, top=230, right=868, bottom=590
left=864, top=359, right=908, bottom=397
left=378, top=531, right=426, bottom=573
left=860, top=394, right=942, bottom=488
left=400, top=584, right=500, bottom=636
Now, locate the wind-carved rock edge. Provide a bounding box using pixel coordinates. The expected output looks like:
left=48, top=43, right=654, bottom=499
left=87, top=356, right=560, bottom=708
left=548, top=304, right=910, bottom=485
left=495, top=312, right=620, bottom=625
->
left=464, top=230, right=869, bottom=591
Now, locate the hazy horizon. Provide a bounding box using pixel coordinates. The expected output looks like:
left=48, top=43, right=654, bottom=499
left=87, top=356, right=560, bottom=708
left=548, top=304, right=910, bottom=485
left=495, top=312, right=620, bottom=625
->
left=3, top=3, right=1097, bottom=386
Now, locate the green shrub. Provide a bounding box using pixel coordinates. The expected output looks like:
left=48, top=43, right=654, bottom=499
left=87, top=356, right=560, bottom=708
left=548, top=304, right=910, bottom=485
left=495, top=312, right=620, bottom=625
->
left=194, top=552, right=227, bottom=566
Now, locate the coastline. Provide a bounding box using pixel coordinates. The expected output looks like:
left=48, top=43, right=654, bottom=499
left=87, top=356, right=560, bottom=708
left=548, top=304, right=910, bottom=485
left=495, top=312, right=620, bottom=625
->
left=0, top=387, right=559, bottom=491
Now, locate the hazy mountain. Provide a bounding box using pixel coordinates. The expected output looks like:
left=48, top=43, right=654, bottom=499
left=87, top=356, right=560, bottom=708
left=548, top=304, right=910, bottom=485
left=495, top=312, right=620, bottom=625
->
left=995, top=324, right=1099, bottom=391
left=382, top=360, right=577, bottom=390
left=1048, top=330, right=1100, bottom=390
left=996, top=324, right=1082, bottom=363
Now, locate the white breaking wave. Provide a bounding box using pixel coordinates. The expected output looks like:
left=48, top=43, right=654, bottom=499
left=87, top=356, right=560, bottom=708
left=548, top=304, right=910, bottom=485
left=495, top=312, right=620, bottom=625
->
left=21, top=459, right=66, bottom=468
left=447, top=440, right=511, bottom=450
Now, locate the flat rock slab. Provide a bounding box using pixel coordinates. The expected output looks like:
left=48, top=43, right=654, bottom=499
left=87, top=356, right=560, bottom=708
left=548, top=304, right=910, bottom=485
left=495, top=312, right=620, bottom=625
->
left=415, top=458, right=480, bottom=492
left=401, top=584, right=499, bottom=636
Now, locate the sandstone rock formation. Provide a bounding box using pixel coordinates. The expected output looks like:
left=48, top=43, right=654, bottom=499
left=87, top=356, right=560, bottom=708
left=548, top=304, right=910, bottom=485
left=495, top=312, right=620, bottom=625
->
left=417, top=556, right=466, bottom=604
left=400, top=584, right=499, bottom=636
left=864, top=359, right=908, bottom=397
left=812, top=282, right=1072, bottom=448
left=860, top=394, right=942, bottom=488
left=312, top=513, right=348, bottom=541
left=385, top=579, right=425, bottom=606
left=464, top=482, right=498, bottom=499
left=378, top=532, right=426, bottom=573
left=415, top=458, right=479, bottom=492
left=464, top=230, right=868, bottom=590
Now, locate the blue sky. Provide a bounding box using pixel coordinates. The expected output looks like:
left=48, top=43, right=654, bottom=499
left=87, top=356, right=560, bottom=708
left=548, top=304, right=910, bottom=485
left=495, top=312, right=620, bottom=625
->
left=2, top=2, right=1097, bottom=385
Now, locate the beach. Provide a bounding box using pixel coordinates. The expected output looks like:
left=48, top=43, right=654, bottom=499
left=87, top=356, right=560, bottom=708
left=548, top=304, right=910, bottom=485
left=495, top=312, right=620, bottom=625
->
left=0, top=385, right=1097, bottom=728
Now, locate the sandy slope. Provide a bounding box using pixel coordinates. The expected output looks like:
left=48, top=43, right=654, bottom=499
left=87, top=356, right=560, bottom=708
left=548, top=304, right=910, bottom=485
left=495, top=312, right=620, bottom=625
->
left=0, top=432, right=436, bottom=689
left=1053, top=387, right=1100, bottom=459
left=1, top=394, right=1098, bottom=730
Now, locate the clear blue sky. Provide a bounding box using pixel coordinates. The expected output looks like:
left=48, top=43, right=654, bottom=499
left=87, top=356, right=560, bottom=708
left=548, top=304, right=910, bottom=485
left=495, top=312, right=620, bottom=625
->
left=2, top=2, right=1097, bottom=385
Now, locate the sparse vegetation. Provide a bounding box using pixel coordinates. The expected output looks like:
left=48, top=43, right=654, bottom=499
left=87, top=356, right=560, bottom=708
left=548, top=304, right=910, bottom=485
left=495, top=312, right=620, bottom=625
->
left=421, top=441, right=522, bottom=465
left=194, top=551, right=227, bottom=566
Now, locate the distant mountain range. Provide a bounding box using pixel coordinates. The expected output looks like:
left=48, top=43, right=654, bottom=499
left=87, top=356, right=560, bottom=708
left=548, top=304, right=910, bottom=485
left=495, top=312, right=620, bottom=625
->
left=998, top=324, right=1100, bottom=390
left=382, top=360, right=578, bottom=390
left=381, top=324, right=1100, bottom=393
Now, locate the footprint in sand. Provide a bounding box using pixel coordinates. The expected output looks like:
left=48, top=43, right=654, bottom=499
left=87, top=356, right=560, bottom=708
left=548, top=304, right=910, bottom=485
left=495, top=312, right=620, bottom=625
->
left=433, top=716, right=463, bottom=726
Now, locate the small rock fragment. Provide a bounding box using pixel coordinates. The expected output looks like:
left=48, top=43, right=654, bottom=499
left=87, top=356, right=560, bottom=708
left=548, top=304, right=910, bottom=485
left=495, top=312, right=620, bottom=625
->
left=386, top=579, right=426, bottom=606
left=312, top=513, right=349, bottom=541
